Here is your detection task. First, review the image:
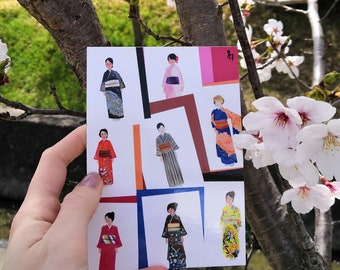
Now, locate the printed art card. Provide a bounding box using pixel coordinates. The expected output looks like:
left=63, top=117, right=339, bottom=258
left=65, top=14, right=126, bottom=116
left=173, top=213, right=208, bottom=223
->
left=87, top=46, right=245, bottom=269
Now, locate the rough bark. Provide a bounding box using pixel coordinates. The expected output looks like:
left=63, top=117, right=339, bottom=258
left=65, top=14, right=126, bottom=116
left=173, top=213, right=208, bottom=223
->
left=16, top=0, right=110, bottom=91
left=174, top=0, right=327, bottom=268
left=175, top=0, right=227, bottom=46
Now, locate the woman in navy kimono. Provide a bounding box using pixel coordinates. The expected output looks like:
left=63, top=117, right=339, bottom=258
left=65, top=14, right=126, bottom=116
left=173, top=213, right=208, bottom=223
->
left=100, top=57, right=126, bottom=119
left=162, top=202, right=187, bottom=269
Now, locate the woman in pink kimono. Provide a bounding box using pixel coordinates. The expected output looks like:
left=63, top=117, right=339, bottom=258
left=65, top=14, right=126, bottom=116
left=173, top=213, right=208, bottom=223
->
left=97, top=212, right=122, bottom=270
left=94, top=128, right=116, bottom=185
left=162, top=53, right=184, bottom=99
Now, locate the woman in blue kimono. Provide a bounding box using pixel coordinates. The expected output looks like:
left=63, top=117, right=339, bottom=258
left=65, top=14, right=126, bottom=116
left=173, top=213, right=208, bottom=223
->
left=162, top=202, right=187, bottom=269
left=211, top=95, right=241, bottom=165
left=100, top=57, right=126, bottom=119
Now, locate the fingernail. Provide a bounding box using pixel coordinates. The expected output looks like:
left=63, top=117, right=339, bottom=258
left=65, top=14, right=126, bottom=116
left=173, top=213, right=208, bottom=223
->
left=79, top=172, right=101, bottom=188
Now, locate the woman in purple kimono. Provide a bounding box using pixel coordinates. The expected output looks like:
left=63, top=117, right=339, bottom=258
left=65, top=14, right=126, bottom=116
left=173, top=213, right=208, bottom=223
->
left=156, top=122, right=184, bottom=187
left=100, top=57, right=126, bottom=119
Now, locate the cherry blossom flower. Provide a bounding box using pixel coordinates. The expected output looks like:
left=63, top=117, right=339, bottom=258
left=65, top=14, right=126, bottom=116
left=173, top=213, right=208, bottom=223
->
left=281, top=184, right=334, bottom=214
left=257, top=63, right=274, bottom=83
left=296, top=119, right=340, bottom=181
left=233, top=132, right=275, bottom=168
left=278, top=161, right=320, bottom=187
left=267, top=35, right=292, bottom=56
left=238, top=0, right=255, bottom=17
left=274, top=56, right=305, bottom=79
left=324, top=180, right=340, bottom=200
left=273, top=148, right=320, bottom=186
left=243, top=96, right=302, bottom=150
left=0, top=38, right=10, bottom=73
left=263, top=19, right=283, bottom=37
left=287, top=96, right=336, bottom=126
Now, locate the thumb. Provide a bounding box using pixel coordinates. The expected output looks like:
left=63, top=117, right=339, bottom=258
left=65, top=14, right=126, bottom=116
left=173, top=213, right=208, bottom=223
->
left=51, top=172, right=103, bottom=236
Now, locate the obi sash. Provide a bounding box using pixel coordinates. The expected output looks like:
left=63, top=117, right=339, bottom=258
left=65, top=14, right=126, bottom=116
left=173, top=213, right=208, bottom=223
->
left=105, top=79, right=120, bottom=88
left=214, top=119, right=229, bottom=130
left=102, top=234, right=116, bottom=244
left=165, top=76, right=180, bottom=84
left=99, top=150, right=111, bottom=157
left=158, top=142, right=172, bottom=152
left=167, top=222, right=180, bottom=232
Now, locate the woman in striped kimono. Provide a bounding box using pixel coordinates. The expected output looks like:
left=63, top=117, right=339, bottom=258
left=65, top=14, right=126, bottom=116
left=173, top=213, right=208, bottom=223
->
left=156, top=123, right=184, bottom=187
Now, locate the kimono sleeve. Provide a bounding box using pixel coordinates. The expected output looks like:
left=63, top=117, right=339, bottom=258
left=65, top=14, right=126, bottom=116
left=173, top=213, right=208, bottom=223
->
left=100, top=72, right=106, bottom=92
left=108, top=141, right=117, bottom=159
left=162, top=66, right=171, bottom=87
left=224, top=108, right=241, bottom=133
left=113, top=226, right=123, bottom=248
left=94, top=142, right=101, bottom=160
left=168, top=133, right=179, bottom=151
left=115, top=71, right=126, bottom=89
left=96, top=226, right=105, bottom=249
left=178, top=216, right=187, bottom=236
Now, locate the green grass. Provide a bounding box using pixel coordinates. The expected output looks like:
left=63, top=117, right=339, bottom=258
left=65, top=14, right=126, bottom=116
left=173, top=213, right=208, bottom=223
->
left=0, top=1, right=85, bottom=110
left=0, top=0, right=183, bottom=111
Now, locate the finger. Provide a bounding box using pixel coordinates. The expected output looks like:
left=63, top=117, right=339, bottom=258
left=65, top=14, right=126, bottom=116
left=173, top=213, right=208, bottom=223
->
left=38, top=172, right=103, bottom=268
left=52, top=172, right=103, bottom=233
left=6, top=125, right=89, bottom=252
left=12, top=125, right=87, bottom=232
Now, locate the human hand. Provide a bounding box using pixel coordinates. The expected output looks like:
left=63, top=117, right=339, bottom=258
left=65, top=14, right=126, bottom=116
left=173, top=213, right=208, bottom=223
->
left=2, top=125, right=166, bottom=270
left=2, top=125, right=103, bottom=270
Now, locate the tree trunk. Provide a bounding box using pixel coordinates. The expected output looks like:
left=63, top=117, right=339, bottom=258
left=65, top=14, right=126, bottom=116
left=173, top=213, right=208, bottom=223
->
left=175, top=0, right=227, bottom=46
left=307, top=1, right=332, bottom=268
left=315, top=209, right=332, bottom=270
left=175, top=0, right=327, bottom=268
left=16, top=0, right=110, bottom=91
left=307, top=0, right=325, bottom=85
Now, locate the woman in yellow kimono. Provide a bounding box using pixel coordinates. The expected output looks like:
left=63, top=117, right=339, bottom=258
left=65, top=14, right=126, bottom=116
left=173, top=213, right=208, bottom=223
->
left=220, top=191, right=242, bottom=258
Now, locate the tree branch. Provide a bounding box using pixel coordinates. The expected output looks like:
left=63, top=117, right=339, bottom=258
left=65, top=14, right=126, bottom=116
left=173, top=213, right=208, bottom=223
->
left=321, top=0, right=339, bottom=21
left=0, top=87, right=85, bottom=121
left=128, top=11, right=192, bottom=46
left=229, top=0, right=264, bottom=99
left=255, top=0, right=308, bottom=14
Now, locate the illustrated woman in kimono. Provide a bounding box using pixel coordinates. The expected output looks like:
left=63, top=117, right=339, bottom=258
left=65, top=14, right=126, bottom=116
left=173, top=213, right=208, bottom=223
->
left=97, top=212, right=122, bottom=270
left=220, top=191, right=242, bottom=258
left=156, top=122, right=184, bottom=187
left=162, top=53, right=184, bottom=99
left=162, top=202, right=187, bottom=269
left=211, top=95, right=241, bottom=166
left=100, top=57, right=126, bottom=119
left=94, top=128, right=116, bottom=185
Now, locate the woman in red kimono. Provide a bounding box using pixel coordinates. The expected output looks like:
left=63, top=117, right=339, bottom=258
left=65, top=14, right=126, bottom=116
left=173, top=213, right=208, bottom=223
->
left=94, top=128, right=116, bottom=185
left=97, top=211, right=123, bottom=270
